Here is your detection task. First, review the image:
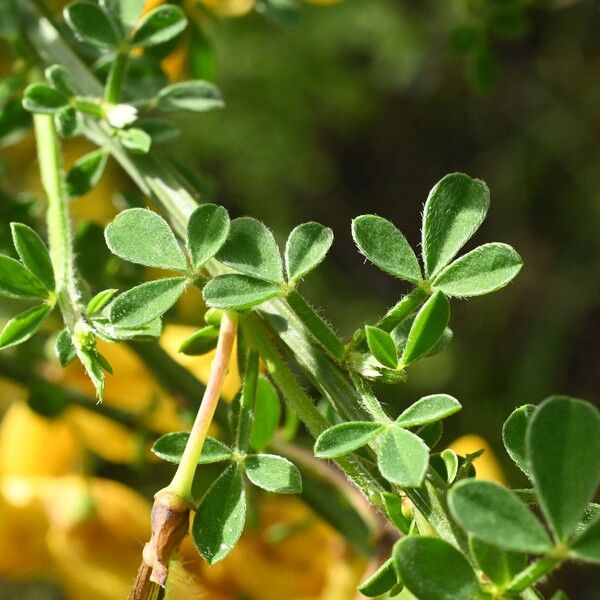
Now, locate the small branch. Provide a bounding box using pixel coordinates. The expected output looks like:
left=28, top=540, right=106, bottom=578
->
left=162, top=311, right=238, bottom=504
left=104, top=48, right=129, bottom=104
left=235, top=348, right=259, bottom=452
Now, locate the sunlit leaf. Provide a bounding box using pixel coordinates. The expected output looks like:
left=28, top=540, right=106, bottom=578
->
left=352, top=214, right=421, bottom=283
left=396, top=394, right=461, bottom=428
left=152, top=432, right=232, bottom=464
left=244, top=454, right=302, bottom=494
left=449, top=480, right=552, bottom=553
left=105, top=208, right=187, bottom=271
left=285, top=221, right=333, bottom=284
left=365, top=325, right=398, bottom=369
left=186, top=204, right=230, bottom=269
left=157, top=81, right=224, bottom=113
left=314, top=421, right=383, bottom=458
left=64, top=1, right=121, bottom=48
left=358, top=557, right=399, bottom=597
left=203, top=274, right=281, bottom=310
left=528, top=396, right=600, bottom=541
left=377, top=426, right=429, bottom=487
left=502, top=404, right=535, bottom=477
left=0, top=303, right=51, bottom=349
left=193, top=464, right=246, bottom=564
left=10, top=223, right=55, bottom=291
left=130, top=5, right=187, bottom=47
left=422, top=173, right=490, bottom=278
left=0, top=255, right=48, bottom=299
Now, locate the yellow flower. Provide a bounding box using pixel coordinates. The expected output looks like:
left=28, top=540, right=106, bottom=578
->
left=449, top=434, right=506, bottom=484
left=167, top=496, right=366, bottom=600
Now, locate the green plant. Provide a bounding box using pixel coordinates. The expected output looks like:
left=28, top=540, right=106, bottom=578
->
left=1, top=1, right=599, bottom=599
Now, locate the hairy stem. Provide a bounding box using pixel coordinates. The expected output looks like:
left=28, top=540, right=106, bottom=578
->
left=163, top=311, right=238, bottom=504
left=104, top=48, right=129, bottom=103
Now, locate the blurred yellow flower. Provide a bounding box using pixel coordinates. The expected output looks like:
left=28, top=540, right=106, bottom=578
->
left=167, top=496, right=365, bottom=600
left=449, top=434, right=506, bottom=484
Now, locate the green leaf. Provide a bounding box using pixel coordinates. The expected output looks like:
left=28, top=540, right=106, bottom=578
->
left=10, top=223, right=55, bottom=291
left=110, top=276, right=188, bottom=327
left=527, top=395, right=600, bottom=541
left=130, top=5, right=187, bottom=47
left=186, top=204, right=230, bottom=269
left=193, top=464, right=246, bottom=564
left=570, top=513, right=600, bottom=563
left=352, top=214, right=421, bottom=283
left=468, top=537, right=526, bottom=588
left=394, top=536, right=481, bottom=600
left=86, top=288, right=118, bottom=315
left=105, top=208, right=187, bottom=271
left=400, top=290, right=450, bottom=367
left=78, top=346, right=105, bottom=401
left=417, top=420, right=443, bottom=449
left=216, top=217, right=284, bottom=283
left=432, top=243, right=522, bottom=297
left=314, top=422, right=383, bottom=458
left=0, top=304, right=51, bottom=349
left=421, top=173, right=490, bottom=278
left=441, top=449, right=459, bottom=484
left=151, top=432, right=232, bottom=464
left=65, top=148, right=109, bottom=198
left=22, top=83, right=68, bottom=114
left=203, top=274, right=281, bottom=310
left=448, top=480, right=552, bottom=553
left=381, top=492, right=412, bottom=534
left=502, top=404, right=535, bottom=477
left=377, top=426, right=429, bottom=487
left=396, top=394, right=461, bottom=428
left=358, top=557, right=399, bottom=597
left=391, top=317, right=453, bottom=360
left=250, top=375, right=281, bottom=451
left=156, top=81, right=224, bottom=113
left=45, top=64, right=74, bottom=96
left=365, top=325, right=398, bottom=369
left=136, top=118, right=180, bottom=143
left=54, top=106, right=81, bottom=137
left=244, top=454, right=302, bottom=494
left=178, top=325, right=219, bottom=356
left=64, top=1, right=121, bottom=48
left=0, top=255, right=48, bottom=299
left=55, top=328, right=77, bottom=367
left=118, top=127, right=152, bottom=153
left=284, top=222, right=333, bottom=284
left=101, top=0, right=144, bottom=30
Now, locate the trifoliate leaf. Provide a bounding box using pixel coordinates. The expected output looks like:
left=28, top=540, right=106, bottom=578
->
left=365, top=325, right=398, bottom=369
left=64, top=1, right=121, bottom=48
left=284, top=221, right=333, bottom=284
left=216, top=217, right=284, bottom=283
left=151, top=432, right=232, bottom=464
left=193, top=464, right=246, bottom=564
left=65, top=148, right=109, bottom=198
left=22, top=83, right=68, bottom=114
left=105, top=208, right=187, bottom=271
left=203, top=274, right=281, bottom=310
left=376, top=426, right=429, bottom=487
left=394, top=536, right=481, bottom=600
left=314, top=422, right=384, bottom=458
left=352, top=214, right=421, bottom=283
left=502, top=404, right=535, bottom=477
left=527, top=396, right=600, bottom=541
left=186, top=204, right=230, bottom=269
left=432, top=243, right=522, bottom=297
left=110, top=277, right=188, bottom=327
left=400, top=290, right=450, bottom=367
left=448, top=480, right=552, bottom=553
left=422, top=173, right=490, bottom=278
left=0, top=255, right=48, bottom=299
left=130, top=5, right=187, bottom=47
left=156, top=81, right=224, bottom=113
left=10, top=223, right=55, bottom=292
left=244, top=454, right=302, bottom=494
left=396, top=394, right=461, bottom=428
left=0, top=304, right=51, bottom=349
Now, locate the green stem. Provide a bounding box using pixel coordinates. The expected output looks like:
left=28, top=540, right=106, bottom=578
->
left=163, top=311, right=238, bottom=504
left=350, top=370, right=391, bottom=423
left=348, top=287, right=428, bottom=353
left=235, top=348, right=259, bottom=452
left=506, top=554, right=562, bottom=595
left=104, top=48, right=129, bottom=104
left=21, top=2, right=466, bottom=549
left=286, top=289, right=345, bottom=361
left=242, top=314, right=387, bottom=508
